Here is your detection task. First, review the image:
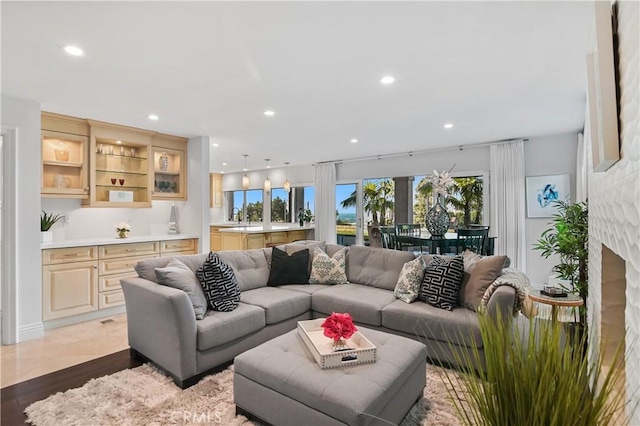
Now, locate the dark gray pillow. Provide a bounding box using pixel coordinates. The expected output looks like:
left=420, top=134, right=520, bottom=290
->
left=419, top=256, right=464, bottom=311
left=196, top=252, right=241, bottom=312
left=267, top=246, right=310, bottom=286
left=155, top=258, right=208, bottom=320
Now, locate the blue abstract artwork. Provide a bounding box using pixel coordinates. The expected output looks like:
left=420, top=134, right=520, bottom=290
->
left=526, top=174, right=570, bottom=217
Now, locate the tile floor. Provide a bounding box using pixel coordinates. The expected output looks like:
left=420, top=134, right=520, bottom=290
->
left=0, top=313, right=129, bottom=388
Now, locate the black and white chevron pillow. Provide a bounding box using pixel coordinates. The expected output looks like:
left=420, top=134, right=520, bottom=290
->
left=419, top=256, right=464, bottom=311
left=196, top=252, right=240, bottom=312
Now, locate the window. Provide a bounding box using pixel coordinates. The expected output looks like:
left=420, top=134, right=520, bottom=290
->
left=226, top=189, right=263, bottom=223
left=362, top=178, right=395, bottom=226
left=413, top=175, right=484, bottom=229
left=336, top=183, right=357, bottom=245
left=271, top=188, right=290, bottom=223
left=294, top=186, right=315, bottom=221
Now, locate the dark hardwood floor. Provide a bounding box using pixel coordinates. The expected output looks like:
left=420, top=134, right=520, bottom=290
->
left=1, top=349, right=142, bottom=425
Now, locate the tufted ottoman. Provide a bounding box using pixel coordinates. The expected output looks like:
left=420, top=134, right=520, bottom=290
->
left=234, top=327, right=426, bottom=426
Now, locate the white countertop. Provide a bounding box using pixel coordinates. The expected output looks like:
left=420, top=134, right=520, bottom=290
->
left=41, top=233, right=200, bottom=249
left=213, top=224, right=315, bottom=234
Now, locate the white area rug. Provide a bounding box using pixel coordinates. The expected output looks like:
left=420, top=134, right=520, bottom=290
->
left=25, top=363, right=463, bottom=425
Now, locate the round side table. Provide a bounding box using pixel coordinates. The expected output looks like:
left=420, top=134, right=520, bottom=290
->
left=529, top=290, right=584, bottom=324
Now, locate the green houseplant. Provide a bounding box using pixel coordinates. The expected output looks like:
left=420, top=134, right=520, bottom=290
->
left=439, top=313, right=630, bottom=426
left=41, top=210, right=64, bottom=243
left=533, top=200, right=588, bottom=326
left=297, top=208, right=313, bottom=226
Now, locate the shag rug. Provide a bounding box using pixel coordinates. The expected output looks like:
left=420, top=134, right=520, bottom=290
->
left=25, top=363, right=464, bottom=425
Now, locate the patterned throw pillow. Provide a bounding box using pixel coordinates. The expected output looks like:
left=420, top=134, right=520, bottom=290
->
left=394, top=256, right=427, bottom=303
left=309, top=247, right=349, bottom=284
left=419, top=256, right=464, bottom=311
left=196, top=252, right=240, bottom=312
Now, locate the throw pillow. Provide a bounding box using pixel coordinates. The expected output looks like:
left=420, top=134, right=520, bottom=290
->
left=309, top=247, right=349, bottom=284
left=394, top=256, right=427, bottom=303
left=155, top=258, right=208, bottom=320
left=196, top=252, right=241, bottom=312
left=460, top=250, right=508, bottom=311
left=267, top=246, right=310, bottom=286
left=419, top=255, right=464, bottom=311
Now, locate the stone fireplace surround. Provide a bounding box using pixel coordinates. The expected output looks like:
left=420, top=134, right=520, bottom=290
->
left=586, top=1, right=639, bottom=423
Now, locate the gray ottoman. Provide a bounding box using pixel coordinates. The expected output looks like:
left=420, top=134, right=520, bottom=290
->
left=234, top=327, right=427, bottom=426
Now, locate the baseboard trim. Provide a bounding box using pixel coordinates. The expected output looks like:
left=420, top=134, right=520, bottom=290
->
left=43, top=305, right=126, bottom=330
left=17, top=322, right=44, bottom=342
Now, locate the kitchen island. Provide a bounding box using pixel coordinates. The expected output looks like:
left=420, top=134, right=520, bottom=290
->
left=210, top=223, right=315, bottom=251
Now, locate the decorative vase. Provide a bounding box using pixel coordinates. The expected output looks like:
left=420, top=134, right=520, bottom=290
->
left=159, top=152, right=169, bottom=171
left=299, top=218, right=304, bottom=227
left=332, top=338, right=348, bottom=352
left=425, top=197, right=450, bottom=237
left=117, top=230, right=129, bottom=239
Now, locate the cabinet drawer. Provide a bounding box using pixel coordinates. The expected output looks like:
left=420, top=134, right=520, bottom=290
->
left=43, top=246, right=98, bottom=265
left=99, top=289, right=125, bottom=309
left=266, top=232, right=287, bottom=245
left=161, top=239, right=196, bottom=254
left=99, top=241, right=159, bottom=259
left=99, top=254, right=158, bottom=275
left=99, top=271, right=136, bottom=292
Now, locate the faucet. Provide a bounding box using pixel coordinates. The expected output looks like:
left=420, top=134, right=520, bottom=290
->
left=231, top=207, right=241, bottom=224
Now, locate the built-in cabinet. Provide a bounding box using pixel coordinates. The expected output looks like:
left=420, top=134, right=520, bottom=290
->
left=41, top=113, right=90, bottom=198
left=210, top=173, right=223, bottom=207
left=209, top=227, right=311, bottom=251
left=152, top=134, right=188, bottom=201
left=42, top=237, right=198, bottom=322
left=41, top=112, right=188, bottom=205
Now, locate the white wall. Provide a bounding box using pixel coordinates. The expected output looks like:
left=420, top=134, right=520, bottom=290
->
left=1, top=96, right=44, bottom=341
left=524, top=133, right=578, bottom=285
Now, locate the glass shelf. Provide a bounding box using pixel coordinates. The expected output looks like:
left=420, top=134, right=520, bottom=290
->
left=43, top=160, right=83, bottom=168
left=96, top=169, right=147, bottom=176
left=96, top=152, right=147, bottom=160
left=97, top=184, right=147, bottom=190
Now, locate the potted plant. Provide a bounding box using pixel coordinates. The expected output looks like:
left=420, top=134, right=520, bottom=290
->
left=533, top=200, right=588, bottom=329
left=41, top=211, right=63, bottom=243
left=297, top=208, right=313, bottom=226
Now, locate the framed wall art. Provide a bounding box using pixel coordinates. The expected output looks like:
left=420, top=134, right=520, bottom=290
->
left=525, top=174, right=570, bottom=218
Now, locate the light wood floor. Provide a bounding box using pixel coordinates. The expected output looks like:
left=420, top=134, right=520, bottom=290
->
left=0, top=313, right=129, bottom=388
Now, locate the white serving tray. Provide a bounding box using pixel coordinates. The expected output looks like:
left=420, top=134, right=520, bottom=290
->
left=297, top=318, right=377, bottom=369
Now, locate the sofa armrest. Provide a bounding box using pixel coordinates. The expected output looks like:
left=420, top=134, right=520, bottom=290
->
left=484, top=285, right=517, bottom=322
left=121, top=277, right=198, bottom=381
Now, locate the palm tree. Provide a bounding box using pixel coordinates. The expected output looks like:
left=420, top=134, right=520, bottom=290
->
left=341, top=179, right=395, bottom=225
left=449, top=177, right=483, bottom=226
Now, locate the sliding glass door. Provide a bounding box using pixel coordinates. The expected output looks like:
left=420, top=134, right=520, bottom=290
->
left=335, top=182, right=364, bottom=246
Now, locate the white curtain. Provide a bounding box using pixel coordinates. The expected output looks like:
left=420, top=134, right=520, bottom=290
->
left=314, top=162, right=337, bottom=244
left=490, top=140, right=526, bottom=270
left=576, top=131, right=588, bottom=203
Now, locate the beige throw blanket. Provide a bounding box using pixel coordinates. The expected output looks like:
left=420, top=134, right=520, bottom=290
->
left=479, top=268, right=538, bottom=319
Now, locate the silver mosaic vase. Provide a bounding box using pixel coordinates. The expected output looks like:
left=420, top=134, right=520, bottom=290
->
left=425, top=199, right=450, bottom=237
left=159, top=152, right=169, bottom=171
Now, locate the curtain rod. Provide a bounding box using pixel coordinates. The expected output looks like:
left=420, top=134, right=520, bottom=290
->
left=315, top=138, right=528, bottom=166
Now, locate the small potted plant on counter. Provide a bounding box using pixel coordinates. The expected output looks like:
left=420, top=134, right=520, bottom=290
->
left=116, top=222, right=131, bottom=239
left=41, top=211, right=63, bottom=243
left=297, top=208, right=314, bottom=227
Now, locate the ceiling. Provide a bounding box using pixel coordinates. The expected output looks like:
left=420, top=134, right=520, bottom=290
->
left=2, top=1, right=593, bottom=173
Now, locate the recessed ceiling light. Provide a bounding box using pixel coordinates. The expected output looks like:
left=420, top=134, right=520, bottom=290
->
left=444, top=123, right=454, bottom=129
left=212, top=143, right=219, bottom=147
left=116, top=140, right=122, bottom=144
left=350, top=139, right=358, bottom=143
left=263, top=110, right=275, bottom=116
left=148, top=114, right=159, bottom=120
left=222, top=162, right=228, bottom=166
left=380, top=76, right=395, bottom=85
left=64, top=45, right=84, bottom=56
left=220, top=171, right=225, bottom=174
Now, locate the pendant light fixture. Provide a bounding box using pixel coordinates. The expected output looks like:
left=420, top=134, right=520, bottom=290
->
left=264, top=159, right=271, bottom=192
left=242, top=154, right=250, bottom=189
left=283, top=161, right=291, bottom=193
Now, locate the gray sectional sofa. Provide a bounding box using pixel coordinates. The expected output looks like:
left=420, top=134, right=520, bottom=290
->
left=121, top=241, right=517, bottom=388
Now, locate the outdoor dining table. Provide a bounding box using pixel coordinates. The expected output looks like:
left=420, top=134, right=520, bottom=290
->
left=394, top=232, right=495, bottom=255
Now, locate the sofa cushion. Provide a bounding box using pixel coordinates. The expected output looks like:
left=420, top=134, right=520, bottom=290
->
left=241, top=287, right=311, bottom=325
left=196, top=303, right=266, bottom=351
left=154, top=258, right=208, bottom=320
left=394, top=256, right=427, bottom=304
left=382, top=299, right=482, bottom=348
left=217, top=249, right=270, bottom=292
left=347, top=245, right=415, bottom=290
left=279, top=284, right=333, bottom=295
left=312, top=284, right=398, bottom=326
left=135, top=253, right=208, bottom=281
left=196, top=252, right=241, bottom=312
left=267, top=247, right=310, bottom=286
left=326, top=243, right=347, bottom=258
left=309, top=247, right=348, bottom=284
left=419, top=256, right=464, bottom=311
left=460, top=251, right=508, bottom=311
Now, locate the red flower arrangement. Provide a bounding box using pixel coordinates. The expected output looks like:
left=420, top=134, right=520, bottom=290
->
left=321, top=312, right=358, bottom=342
